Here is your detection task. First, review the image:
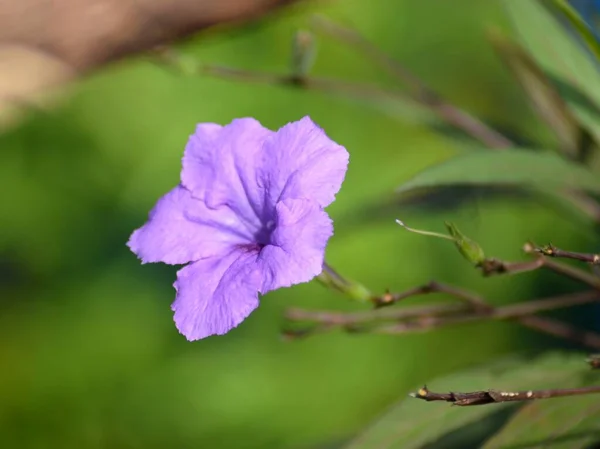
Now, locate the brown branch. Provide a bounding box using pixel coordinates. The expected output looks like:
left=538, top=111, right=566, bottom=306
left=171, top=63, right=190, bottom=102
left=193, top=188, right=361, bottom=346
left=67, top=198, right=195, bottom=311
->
left=284, top=290, right=600, bottom=349
left=287, top=244, right=600, bottom=346
left=285, top=301, right=468, bottom=326
left=480, top=245, right=600, bottom=289
left=411, top=384, right=600, bottom=406
left=288, top=291, right=599, bottom=326
left=516, top=315, right=600, bottom=350
left=373, top=280, right=490, bottom=311
left=535, top=244, right=600, bottom=265
left=478, top=257, right=545, bottom=276
left=372, top=291, right=600, bottom=342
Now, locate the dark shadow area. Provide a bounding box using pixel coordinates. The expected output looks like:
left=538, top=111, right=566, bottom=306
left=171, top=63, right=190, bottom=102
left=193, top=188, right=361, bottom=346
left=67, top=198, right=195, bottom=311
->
left=497, top=430, right=600, bottom=449
left=422, top=405, right=519, bottom=449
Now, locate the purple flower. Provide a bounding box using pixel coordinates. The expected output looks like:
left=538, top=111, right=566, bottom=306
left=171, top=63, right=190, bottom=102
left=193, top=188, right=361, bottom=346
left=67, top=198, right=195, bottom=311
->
left=128, top=116, right=349, bottom=340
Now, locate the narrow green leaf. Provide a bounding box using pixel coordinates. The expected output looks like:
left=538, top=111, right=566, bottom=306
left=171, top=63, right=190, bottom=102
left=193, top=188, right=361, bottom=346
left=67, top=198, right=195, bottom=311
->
left=489, top=30, right=585, bottom=159
left=549, top=0, right=600, bottom=64
left=344, top=353, right=589, bottom=449
left=396, top=150, right=600, bottom=195
left=503, top=0, right=600, bottom=161
left=483, top=385, right=600, bottom=448
left=504, top=0, right=600, bottom=111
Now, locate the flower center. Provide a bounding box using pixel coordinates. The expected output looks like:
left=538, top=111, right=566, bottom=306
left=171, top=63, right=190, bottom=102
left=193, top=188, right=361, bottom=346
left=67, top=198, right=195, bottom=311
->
left=236, top=219, right=276, bottom=254
left=253, top=219, right=276, bottom=247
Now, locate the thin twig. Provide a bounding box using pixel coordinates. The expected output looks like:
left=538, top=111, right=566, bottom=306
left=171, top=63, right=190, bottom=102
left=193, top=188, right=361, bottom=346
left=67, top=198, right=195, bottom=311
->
left=372, top=291, right=600, bottom=333
left=411, top=384, right=600, bottom=406
left=535, top=244, right=600, bottom=265
left=373, top=280, right=490, bottom=310
left=289, top=244, right=600, bottom=346
left=478, top=257, right=545, bottom=276
left=479, top=245, right=600, bottom=289
left=310, top=15, right=514, bottom=149
left=285, top=290, right=600, bottom=349
left=152, top=47, right=425, bottom=115
left=516, top=315, right=600, bottom=350
left=523, top=243, right=600, bottom=289
left=311, top=17, right=600, bottom=223
left=285, top=301, right=468, bottom=326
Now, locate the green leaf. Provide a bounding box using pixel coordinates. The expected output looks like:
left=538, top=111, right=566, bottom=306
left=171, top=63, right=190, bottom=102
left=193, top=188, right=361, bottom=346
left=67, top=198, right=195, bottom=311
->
left=344, top=352, right=589, bottom=449
left=396, top=150, right=600, bottom=195
left=549, top=0, right=600, bottom=64
left=504, top=0, right=600, bottom=111
left=503, top=0, right=600, bottom=155
left=482, top=386, right=600, bottom=448
left=488, top=30, right=586, bottom=159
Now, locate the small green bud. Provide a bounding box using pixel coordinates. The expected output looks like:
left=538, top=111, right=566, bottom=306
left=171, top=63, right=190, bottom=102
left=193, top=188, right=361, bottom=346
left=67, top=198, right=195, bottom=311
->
left=444, top=222, right=486, bottom=265
left=317, top=264, right=372, bottom=303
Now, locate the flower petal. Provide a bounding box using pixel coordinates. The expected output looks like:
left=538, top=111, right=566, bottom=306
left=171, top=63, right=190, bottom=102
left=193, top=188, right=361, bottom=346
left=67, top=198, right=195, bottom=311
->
left=172, top=249, right=262, bottom=340
left=181, top=117, right=349, bottom=231
left=260, top=116, right=349, bottom=208
left=128, top=185, right=252, bottom=265
left=181, top=118, right=273, bottom=229
left=259, top=198, right=333, bottom=293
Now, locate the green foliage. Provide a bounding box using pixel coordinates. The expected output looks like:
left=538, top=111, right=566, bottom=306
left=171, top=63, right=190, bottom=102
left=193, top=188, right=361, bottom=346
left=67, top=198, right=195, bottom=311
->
left=360, top=2, right=600, bottom=448
left=489, top=30, right=587, bottom=159
left=548, top=0, right=600, bottom=64
left=503, top=0, right=600, bottom=152
left=2, top=0, right=600, bottom=448
left=504, top=0, right=600, bottom=107
left=482, top=392, right=600, bottom=448
left=344, top=353, right=596, bottom=449
left=397, top=150, right=600, bottom=194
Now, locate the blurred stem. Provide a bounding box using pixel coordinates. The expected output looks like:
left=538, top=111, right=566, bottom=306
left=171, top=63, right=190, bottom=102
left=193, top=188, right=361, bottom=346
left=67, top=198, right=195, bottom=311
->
left=287, top=241, right=600, bottom=347
left=371, top=291, right=600, bottom=336
left=310, top=15, right=514, bottom=149
left=287, top=290, right=599, bottom=325
left=310, top=16, right=600, bottom=223
left=151, top=46, right=424, bottom=116
left=285, top=289, right=600, bottom=348
left=153, top=41, right=600, bottom=224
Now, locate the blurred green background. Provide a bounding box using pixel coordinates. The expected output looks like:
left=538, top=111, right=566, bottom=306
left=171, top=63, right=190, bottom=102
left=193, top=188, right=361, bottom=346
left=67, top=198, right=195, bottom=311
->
left=1, top=0, right=597, bottom=448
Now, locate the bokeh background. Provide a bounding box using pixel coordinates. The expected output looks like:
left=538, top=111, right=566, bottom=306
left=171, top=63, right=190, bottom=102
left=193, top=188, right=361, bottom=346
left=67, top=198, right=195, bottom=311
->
left=2, top=0, right=598, bottom=448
